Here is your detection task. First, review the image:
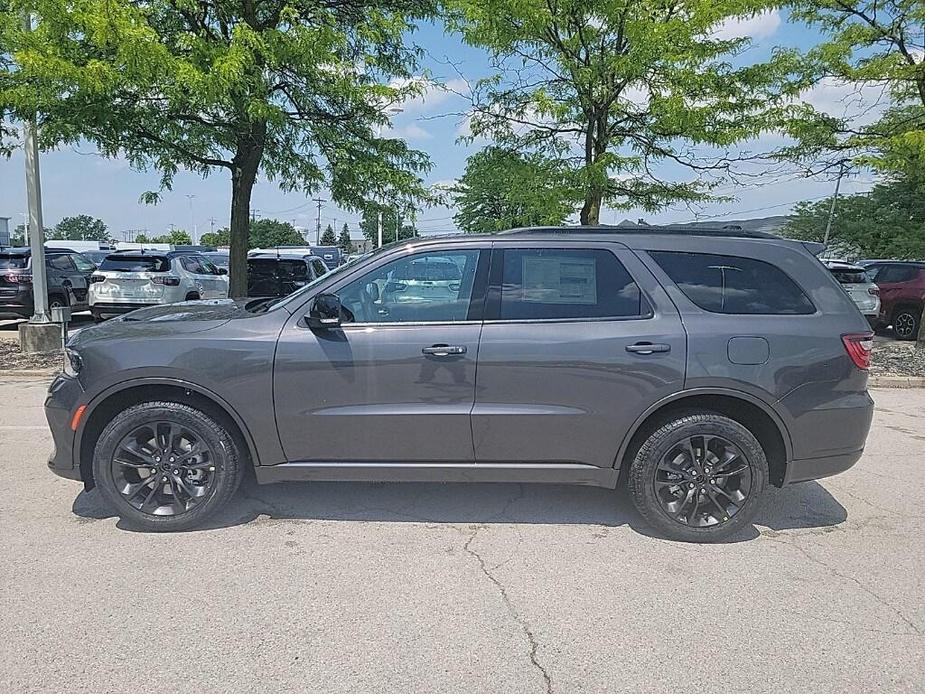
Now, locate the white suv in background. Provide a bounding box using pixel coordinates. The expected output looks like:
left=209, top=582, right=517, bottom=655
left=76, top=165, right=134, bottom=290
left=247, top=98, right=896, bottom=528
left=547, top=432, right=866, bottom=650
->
left=89, top=251, right=229, bottom=320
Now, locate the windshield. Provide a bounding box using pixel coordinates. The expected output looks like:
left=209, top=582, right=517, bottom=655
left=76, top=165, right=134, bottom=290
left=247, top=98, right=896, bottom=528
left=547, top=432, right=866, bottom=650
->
left=0, top=254, right=29, bottom=270
left=99, top=255, right=170, bottom=272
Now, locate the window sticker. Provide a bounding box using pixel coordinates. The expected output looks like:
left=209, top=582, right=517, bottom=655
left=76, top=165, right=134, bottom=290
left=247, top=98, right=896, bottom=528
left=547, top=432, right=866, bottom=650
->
left=521, top=256, right=597, bottom=304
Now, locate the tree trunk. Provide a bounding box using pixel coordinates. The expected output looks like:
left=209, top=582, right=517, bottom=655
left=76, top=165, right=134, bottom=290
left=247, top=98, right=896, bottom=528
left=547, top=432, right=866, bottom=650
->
left=917, top=306, right=925, bottom=349
left=580, top=194, right=602, bottom=225
left=227, top=125, right=266, bottom=299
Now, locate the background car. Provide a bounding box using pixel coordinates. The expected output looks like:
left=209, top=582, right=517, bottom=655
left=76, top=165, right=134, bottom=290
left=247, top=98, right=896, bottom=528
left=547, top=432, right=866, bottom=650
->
left=823, top=261, right=879, bottom=327
left=89, top=251, right=228, bottom=320
left=78, top=249, right=113, bottom=266
left=0, top=247, right=96, bottom=318
left=379, top=255, right=465, bottom=306
left=857, top=260, right=925, bottom=339
left=202, top=251, right=229, bottom=271
left=247, top=254, right=328, bottom=298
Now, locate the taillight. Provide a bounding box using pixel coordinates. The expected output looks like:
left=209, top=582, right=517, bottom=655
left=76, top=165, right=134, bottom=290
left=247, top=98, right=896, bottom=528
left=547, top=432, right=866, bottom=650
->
left=151, top=276, right=181, bottom=286
left=2, top=273, right=32, bottom=284
left=89, top=274, right=106, bottom=283
left=842, top=332, right=873, bottom=370
left=868, top=287, right=879, bottom=296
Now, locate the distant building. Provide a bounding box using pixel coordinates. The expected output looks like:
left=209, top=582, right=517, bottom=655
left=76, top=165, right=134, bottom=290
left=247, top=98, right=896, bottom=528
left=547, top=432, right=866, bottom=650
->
left=0, top=217, right=10, bottom=246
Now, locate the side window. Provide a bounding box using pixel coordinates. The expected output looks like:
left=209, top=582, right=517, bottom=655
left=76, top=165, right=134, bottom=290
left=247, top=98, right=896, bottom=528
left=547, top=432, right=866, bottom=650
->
left=876, top=265, right=917, bottom=283
left=650, top=251, right=815, bottom=315
left=180, top=256, right=205, bottom=274
left=46, top=254, right=76, bottom=272
left=71, top=254, right=97, bottom=273
left=497, top=248, right=646, bottom=321
left=312, top=258, right=328, bottom=277
left=337, top=250, right=481, bottom=324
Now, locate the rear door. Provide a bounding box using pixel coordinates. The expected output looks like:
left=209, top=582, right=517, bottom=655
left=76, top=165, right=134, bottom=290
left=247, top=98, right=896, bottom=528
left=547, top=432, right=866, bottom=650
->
left=471, top=241, right=686, bottom=469
left=45, top=253, right=86, bottom=307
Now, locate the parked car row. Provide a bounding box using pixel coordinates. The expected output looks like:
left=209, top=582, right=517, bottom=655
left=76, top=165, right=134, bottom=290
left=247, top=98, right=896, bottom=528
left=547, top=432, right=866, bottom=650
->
left=0, top=247, right=97, bottom=319
left=857, top=260, right=925, bottom=340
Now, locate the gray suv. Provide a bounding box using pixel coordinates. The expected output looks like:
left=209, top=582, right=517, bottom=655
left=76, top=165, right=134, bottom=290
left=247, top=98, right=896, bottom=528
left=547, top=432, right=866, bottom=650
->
left=45, top=227, right=874, bottom=541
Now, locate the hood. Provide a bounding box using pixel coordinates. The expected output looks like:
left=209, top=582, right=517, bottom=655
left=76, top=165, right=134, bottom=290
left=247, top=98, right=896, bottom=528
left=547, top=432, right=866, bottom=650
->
left=70, top=299, right=255, bottom=347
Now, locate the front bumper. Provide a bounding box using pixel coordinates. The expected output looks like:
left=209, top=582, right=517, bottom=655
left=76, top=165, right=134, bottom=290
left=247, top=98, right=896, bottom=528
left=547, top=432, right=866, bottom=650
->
left=44, top=374, right=85, bottom=482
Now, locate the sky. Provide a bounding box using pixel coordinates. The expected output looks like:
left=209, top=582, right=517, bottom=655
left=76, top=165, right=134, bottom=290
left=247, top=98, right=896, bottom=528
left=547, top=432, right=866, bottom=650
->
left=0, top=10, right=888, bottom=242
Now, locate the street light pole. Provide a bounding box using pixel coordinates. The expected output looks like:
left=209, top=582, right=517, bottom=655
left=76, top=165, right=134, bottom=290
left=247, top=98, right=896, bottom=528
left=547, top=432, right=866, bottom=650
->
left=185, top=194, right=197, bottom=244
left=23, top=86, right=49, bottom=322
left=823, top=162, right=846, bottom=248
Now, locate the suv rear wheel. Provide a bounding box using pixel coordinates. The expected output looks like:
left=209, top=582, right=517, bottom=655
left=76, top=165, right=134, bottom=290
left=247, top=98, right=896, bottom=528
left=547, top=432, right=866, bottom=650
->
left=628, top=413, right=768, bottom=542
left=892, top=306, right=921, bottom=341
left=92, top=401, right=244, bottom=531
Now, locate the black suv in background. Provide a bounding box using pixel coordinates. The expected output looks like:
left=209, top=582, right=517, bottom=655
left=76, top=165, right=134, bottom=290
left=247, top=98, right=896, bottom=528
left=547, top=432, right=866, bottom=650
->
left=247, top=254, right=329, bottom=298
left=0, top=247, right=97, bottom=319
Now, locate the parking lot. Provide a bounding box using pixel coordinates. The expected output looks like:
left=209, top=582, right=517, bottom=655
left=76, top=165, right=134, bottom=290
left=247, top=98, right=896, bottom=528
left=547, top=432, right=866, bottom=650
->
left=0, top=377, right=922, bottom=693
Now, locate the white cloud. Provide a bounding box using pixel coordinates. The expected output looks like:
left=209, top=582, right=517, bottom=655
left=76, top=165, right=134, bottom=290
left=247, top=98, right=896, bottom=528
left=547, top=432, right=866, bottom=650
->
left=384, top=122, right=433, bottom=141
left=712, top=10, right=781, bottom=41
left=388, top=77, right=470, bottom=116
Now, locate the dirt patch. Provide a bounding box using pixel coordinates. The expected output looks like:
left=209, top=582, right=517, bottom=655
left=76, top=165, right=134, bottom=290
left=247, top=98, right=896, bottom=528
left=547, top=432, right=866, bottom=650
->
left=871, top=340, right=925, bottom=378
left=0, top=340, right=61, bottom=372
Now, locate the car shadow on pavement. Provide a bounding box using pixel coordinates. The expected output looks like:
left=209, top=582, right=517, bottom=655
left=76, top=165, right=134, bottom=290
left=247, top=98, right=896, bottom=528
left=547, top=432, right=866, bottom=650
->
left=71, top=476, right=847, bottom=543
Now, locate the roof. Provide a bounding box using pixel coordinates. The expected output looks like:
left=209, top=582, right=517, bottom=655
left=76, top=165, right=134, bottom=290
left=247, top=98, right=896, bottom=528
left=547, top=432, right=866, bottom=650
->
left=501, top=224, right=782, bottom=240
left=1, top=246, right=70, bottom=256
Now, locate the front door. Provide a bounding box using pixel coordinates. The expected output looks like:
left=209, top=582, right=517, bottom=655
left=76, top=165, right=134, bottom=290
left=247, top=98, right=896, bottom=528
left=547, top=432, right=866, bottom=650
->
left=472, top=243, right=686, bottom=469
left=273, top=246, right=488, bottom=463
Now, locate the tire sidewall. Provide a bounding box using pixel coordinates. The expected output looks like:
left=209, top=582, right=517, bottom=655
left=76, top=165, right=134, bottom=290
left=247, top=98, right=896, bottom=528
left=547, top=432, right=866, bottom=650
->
left=93, top=401, right=241, bottom=531
left=629, top=414, right=768, bottom=543
left=893, top=309, right=920, bottom=341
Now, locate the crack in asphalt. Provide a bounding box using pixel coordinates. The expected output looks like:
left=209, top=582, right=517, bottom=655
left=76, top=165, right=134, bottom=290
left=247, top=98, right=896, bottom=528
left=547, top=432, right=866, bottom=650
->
left=464, top=524, right=553, bottom=694
left=764, top=535, right=923, bottom=637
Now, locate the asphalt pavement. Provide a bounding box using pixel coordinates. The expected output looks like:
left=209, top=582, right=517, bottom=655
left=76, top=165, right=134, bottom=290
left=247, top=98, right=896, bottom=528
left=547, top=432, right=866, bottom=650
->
left=0, top=378, right=922, bottom=693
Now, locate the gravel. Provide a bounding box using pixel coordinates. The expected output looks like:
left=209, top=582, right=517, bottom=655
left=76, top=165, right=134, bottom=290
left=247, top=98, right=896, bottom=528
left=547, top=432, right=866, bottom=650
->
left=871, top=340, right=925, bottom=377
left=0, top=340, right=61, bottom=372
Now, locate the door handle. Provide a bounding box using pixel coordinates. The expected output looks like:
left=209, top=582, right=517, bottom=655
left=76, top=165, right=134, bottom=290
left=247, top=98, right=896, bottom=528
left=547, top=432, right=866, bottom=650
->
left=626, top=342, right=671, bottom=355
left=422, top=344, right=467, bottom=356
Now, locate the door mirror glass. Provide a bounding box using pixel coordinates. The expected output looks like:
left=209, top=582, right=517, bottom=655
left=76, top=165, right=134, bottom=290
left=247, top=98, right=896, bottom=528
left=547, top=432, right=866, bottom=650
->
left=365, top=282, right=380, bottom=301
left=307, top=293, right=342, bottom=329
left=216, top=267, right=228, bottom=275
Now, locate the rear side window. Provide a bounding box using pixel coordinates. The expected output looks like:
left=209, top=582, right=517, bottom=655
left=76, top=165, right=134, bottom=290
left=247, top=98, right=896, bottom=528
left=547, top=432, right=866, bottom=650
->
left=0, top=254, right=28, bottom=269
left=650, top=251, right=815, bottom=315
left=829, top=268, right=870, bottom=284
left=875, top=265, right=920, bottom=284
left=47, top=254, right=76, bottom=271
left=498, top=248, right=646, bottom=320
left=99, top=255, right=170, bottom=272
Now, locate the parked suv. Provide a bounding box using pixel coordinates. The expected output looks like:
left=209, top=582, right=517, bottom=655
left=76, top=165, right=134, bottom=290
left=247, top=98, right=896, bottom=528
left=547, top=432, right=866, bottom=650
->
left=89, top=251, right=229, bottom=320
left=247, top=254, right=329, bottom=298
left=46, top=227, right=874, bottom=541
left=0, top=247, right=96, bottom=318
left=823, top=261, right=880, bottom=327
left=857, top=261, right=925, bottom=340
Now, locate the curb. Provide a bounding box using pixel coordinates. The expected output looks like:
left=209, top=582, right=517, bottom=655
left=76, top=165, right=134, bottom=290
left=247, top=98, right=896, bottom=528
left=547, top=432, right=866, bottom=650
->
left=868, top=376, right=925, bottom=389
left=0, top=369, right=59, bottom=379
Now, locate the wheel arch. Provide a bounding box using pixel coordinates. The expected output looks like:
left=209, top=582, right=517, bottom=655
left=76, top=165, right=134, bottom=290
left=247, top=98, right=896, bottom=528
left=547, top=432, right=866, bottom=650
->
left=615, top=388, right=792, bottom=488
left=76, top=378, right=260, bottom=490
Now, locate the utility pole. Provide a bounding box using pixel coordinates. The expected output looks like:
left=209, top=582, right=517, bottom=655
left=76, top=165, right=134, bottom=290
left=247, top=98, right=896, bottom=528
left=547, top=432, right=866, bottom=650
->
left=208, top=217, right=216, bottom=235
left=185, top=194, right=197, bottom=244
left=377, top=208, right=383, bottom=249
left=823, top=162, right=846, bottom=248
left=313, top=197, right=324, bottom=245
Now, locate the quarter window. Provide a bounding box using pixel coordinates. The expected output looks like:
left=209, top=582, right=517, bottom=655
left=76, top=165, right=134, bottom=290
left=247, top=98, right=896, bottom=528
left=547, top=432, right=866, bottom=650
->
left=874, top=265, right=919, bottom=284
left=650, top=251, right=815, bottom=315
left=497, top=248, right=646, bottom=320
left=337, top=250, right=481, bottom=323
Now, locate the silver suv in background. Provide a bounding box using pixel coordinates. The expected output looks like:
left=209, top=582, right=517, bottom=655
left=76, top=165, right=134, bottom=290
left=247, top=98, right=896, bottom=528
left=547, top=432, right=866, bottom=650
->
left=824, top=261, right=880, bottom=327
left=89, top=251, right=229, bottom=320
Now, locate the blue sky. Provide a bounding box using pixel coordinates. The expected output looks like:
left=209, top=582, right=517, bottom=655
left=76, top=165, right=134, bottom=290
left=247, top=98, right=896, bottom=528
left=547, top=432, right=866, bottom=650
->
left=0, top=10, right=884, bottom=241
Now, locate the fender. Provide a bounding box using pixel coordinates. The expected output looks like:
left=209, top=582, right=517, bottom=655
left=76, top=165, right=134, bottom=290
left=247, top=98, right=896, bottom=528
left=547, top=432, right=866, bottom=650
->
left=612, top=386, right=794, bottom=470
left=74, top=376, right=263, bottom=470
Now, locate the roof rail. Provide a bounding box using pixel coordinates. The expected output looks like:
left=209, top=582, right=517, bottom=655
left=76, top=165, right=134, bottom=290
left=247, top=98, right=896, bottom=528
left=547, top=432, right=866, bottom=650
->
left=501, top=224, right=783, bottom=240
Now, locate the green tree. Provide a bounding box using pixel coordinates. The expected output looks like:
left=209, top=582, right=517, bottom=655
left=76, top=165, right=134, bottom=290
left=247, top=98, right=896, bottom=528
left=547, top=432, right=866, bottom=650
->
left=200, top=229, right=230, bottom=248
left=134, top=233, right=152, bottom=244
left=11, top=224, right=26, bottom=246
left=4, top=0, right=434, bottom=296
left=449, top=0, right=795, bottom=224
left=155, top=229, right=193, bottom=245
left=320, top=223, right=337, bottom=246
left=452, top=147, right=578, bottom=233
left=784, top=177, right=925, bottom=259
left=784, top=0, right=925, bottom=177
left=48, top=214, right=109, bottom=242
left=337, top=223, right=353, bottom=253
left=360, top=203, right=415, bottom=248
left=249, top=219, right=305, bottom=249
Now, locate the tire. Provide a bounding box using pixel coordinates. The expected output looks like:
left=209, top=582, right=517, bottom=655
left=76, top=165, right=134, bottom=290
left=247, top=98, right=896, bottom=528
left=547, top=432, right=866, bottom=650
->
left=92, top=401, right=244, bottom=531
left=628, top=412, right=768, bottom=542
left=892, top=307, right=921, bottom=341
left=185, top=292, right=201, bottom=301
left=48, top=293, right=68, bottom=310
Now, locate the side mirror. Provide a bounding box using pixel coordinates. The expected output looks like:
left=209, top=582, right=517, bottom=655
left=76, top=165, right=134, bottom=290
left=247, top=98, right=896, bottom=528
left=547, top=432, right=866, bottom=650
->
left=307, top=293, right=342, bottom=329
left=217, top=267, right=228, bottom=275
left=365, top=282, right=380, bottom=302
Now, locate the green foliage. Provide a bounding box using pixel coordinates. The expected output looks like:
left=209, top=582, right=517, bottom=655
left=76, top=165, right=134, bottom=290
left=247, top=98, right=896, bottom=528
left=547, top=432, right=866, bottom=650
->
left=136, top=229, right=193, bottom=245
left=784, top=176, right=925, bottom=259
left=3, top=0, right=435, bottom=295
left=337, top=223, right=353, bottom=253
left=448, top=0, right=797, bottom=224
left=321, top=223, right=337, bottom=245
left=199, top=229, right=230, bottom=248
left=360, top=203, right=415, bottom=248
left=48, top=214, right=109, bottom=242
left=11, top=224, right=26, bottom=246
left=452, top=147, right=578, bottom=232
left=248, top=219, right=305, bottom=248
left=784, top=0, right=925, bottom=177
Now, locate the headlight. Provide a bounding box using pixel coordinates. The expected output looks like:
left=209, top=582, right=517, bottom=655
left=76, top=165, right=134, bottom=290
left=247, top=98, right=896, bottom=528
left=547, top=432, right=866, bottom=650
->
left=64, top=348, right=82, bottom=377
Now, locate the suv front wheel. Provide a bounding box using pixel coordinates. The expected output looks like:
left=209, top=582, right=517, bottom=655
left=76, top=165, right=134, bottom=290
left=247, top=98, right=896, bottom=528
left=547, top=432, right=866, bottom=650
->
left=93, top=401, right=244, bottom=531
left=628, top=413, right=768, bottom=542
